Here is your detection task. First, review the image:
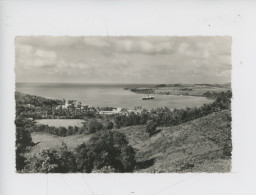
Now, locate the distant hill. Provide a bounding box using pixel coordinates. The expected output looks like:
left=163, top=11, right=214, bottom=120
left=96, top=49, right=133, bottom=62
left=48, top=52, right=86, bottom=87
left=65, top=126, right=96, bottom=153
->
left=117, top=109, right=232, bottom=172
left=129, top=83, right=231, bottom=96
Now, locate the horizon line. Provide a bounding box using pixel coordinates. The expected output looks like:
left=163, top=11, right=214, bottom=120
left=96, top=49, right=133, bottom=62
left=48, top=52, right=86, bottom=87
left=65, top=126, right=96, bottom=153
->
left=15, top=81, right=231, bottom=85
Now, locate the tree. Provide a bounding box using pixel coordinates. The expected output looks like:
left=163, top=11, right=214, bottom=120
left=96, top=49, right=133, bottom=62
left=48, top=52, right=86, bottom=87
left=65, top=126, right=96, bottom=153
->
left=86, top=119, right=103, bottom=133
left=75, top=131, right=136, bottom=173
left=15, top=117, right=34, bottom=172
left=114, top=115, right=122, bottom=128
left=24, top=145, right=77, bottom=173
left=58, top=126, right=67, bottom=136
left=58, top=142, right=77, bottom=172
left=16, top=127, right=33, bottom=151
left=103, top=120, right=114, bottom=130
left=67, top=126, right=75, bottom=135
left=74, top=143, right=92, bottom=172
left=24, top=149, right=62, bottom=173
left=16, top=153, right=27, bottom=172
left=16, top=125, right=34, bottom=171
left=77, top=102, right=82, bottom=109
left=92, top=166, right=116, bottom=173
left=146, top=120, right=157, bottom=136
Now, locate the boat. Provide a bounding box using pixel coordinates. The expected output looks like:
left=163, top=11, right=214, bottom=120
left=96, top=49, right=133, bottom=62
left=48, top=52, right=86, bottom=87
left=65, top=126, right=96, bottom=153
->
left=142, top=95, right=155, bottom=100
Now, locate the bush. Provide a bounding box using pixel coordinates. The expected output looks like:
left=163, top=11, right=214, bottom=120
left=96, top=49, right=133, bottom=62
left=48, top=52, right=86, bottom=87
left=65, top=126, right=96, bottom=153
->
left=58, top=142, right=77, bottom=172
left=75, top=130, right=136, bottom=173
left=16, top=126, right=33, bottom=171
left=104, top=120, right=114, bottom=130
left=24, top=149, right=62, bottom=173
left=24, top=144, right=77, bottom=173
left=16, top=153, right=27, bottom=172
left=92, top=166, right=116, bottom=173
left=58, top=126, right=68, bottom=136
left=86, top=119, right=103, bottom=133
left=16, top=127, right=33, bottom=151
left=146, top=120, right=157, bottom=136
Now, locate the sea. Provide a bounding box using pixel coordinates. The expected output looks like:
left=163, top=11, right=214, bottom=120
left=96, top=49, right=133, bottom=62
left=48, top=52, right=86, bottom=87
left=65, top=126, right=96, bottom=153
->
left=16, top=83, right=214, bottom=110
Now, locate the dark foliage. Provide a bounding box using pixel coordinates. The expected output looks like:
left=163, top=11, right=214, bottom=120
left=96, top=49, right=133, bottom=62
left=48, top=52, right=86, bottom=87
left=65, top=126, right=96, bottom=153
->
left=136, top=158, right=155, bottom=170
left=146, top=120, right=158, bottom=136
left=15, top=92, right=97, bottom=119
left=130, top=88, right=154, bottom=94
left=30, top=123, right=81, bottom=137
left=155, top=84, right=167, bottom=88
left=22, top=130, right=136, bottom=173
left=103, top=120, right=114, bottom=130
left=15, top=117, right=34, bottom=171
left=75, top=131, right=136, bottom=173
left=23, top=143, right=77, bottom=173
left=113, top=90, right=232, bottom=129
left=86, top=119, right=104, bottom=133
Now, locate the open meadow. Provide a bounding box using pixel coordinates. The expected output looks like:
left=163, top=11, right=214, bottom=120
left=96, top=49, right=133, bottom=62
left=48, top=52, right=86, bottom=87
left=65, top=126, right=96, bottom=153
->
left=28, top=132, right=91, bottom=156
left=35, top=119, right=84, bottom=128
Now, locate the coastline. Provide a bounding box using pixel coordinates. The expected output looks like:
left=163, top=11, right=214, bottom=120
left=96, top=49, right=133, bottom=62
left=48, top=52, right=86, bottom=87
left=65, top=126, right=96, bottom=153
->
left=125, top=83, right=231, bottom=98
left=15, top=83, right=216, bottom=110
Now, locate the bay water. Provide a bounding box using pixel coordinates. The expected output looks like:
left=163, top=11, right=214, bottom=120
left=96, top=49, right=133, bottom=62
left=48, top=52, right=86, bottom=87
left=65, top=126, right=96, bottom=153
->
left=16, top=83, right=213, bottom=110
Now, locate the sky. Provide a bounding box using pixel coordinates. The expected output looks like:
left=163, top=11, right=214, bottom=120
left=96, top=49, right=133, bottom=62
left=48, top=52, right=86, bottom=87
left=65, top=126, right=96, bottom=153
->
left=15, top=36, right=231, bottom=84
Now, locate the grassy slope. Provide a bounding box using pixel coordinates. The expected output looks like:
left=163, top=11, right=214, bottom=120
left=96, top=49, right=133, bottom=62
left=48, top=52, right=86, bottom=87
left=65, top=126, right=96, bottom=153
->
left=28, top=133, right=92, bottom=156
left=28, top=109, right=232, bottom=173
left=116, top=109, right=232, bottom=173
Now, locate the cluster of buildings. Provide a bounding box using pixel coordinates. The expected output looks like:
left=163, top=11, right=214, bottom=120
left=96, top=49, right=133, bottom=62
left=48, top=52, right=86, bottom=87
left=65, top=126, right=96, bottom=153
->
left=54, top=100, right=143, bottom=115
left=25, top=99, right=144, bottom=116
left=26, top=101, right=145, bottom=115
left=98, top=107, right=142, bottom=115
left=98, top=107, right=122, bottom=115
left=54, top=101, right=95, bottom=111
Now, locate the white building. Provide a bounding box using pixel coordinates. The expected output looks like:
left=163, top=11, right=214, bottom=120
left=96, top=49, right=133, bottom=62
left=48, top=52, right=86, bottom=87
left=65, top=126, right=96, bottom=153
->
left=99, top=107, right=122, bottom=115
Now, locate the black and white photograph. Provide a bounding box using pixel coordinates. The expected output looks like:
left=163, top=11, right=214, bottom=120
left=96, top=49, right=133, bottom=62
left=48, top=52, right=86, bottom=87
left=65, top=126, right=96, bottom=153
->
left=15, top=36, right=232, bottom=173
left=2, top=1, right=256, bottom=194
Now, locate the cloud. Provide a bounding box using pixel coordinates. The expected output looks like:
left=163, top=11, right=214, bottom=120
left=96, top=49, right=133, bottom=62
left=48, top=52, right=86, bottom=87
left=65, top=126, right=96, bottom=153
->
left=16, top=44, right=34, bottom=54
left=83, top=37, right=110, bottom=48
left=15, top=44, right=58, bottom=70
left=15, top=36, right=232, bottom=84
left=111, top=38, right=176, bottom=54
left=80, top=37, right=177, bottom=54
left=35, top=49, right=57, bottom=59
left=15, top=36, right=80, bottom=48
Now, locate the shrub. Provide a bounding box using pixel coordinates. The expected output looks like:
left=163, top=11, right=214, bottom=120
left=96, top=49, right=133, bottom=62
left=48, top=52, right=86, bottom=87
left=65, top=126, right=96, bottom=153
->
left=16, top=127, right=33, bottom=151
left=58, top=142, right=77, bottom=172
left=146, top=120, right=157, bottom=136
left=24, top=149, right=62, bottom=173
left=92, top=166, right=116, bottom=173
left=104, top=120, right=114, bottom=130
left=16, top=126, right=34, bottom=171
left=58, top=126, right=68, bottom=136
left=75, top=130, right=136, bottom=173
left=86, top=119, right=103, bottom=133
left=24, top=144, right=77, bottom=173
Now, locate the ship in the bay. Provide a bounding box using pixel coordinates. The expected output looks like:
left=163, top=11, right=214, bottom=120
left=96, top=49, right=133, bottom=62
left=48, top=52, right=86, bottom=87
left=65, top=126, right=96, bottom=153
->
left=142, top=95, right=155, bottom=100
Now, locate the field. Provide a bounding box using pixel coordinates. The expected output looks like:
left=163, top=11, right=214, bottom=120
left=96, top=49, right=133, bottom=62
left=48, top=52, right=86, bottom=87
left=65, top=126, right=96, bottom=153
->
left=35, top=119, right=85, bottom=127
left=29, top=132, right=91, bottom=156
